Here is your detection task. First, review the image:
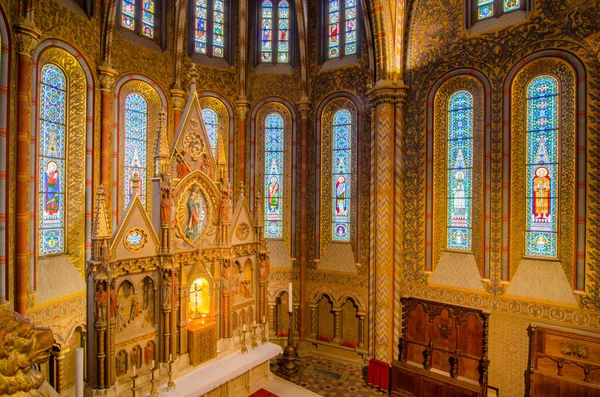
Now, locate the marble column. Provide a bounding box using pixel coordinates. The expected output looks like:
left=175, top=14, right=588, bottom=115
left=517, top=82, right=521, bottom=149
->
left=235, top=98, right=249, bottom=187
left=309, top=305, right=317, bottom=338
left=332, top=309, right=341, bottom=343
left=97, top=64, right=118, bottom=192
left=367, top=80, right=409, bottom=362
left=297, top=97, right=310, bottom=341
left=14, top=18, right=40, bottom=315
left=269, top=303, right=276, bottom=334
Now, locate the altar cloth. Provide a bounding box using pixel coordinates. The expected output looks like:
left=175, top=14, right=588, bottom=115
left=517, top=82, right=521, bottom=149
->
left=143, top=342, right=283, bottom=397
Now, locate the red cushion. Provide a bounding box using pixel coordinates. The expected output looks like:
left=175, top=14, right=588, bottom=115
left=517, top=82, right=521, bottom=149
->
left=316, top=334, right=333, bottom=343
left=276, top=330, right=288, bottom=337
left=341, top=340, right=358, bottom=348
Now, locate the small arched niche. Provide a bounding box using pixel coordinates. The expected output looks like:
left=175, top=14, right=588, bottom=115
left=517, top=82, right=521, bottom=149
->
left=316, top=294, right=334, bottom=343
left=189, top=277, right=211, bottom=320
left=340, top=298, right=359, bottom=348
left=275, top=291, right=291, bottom=336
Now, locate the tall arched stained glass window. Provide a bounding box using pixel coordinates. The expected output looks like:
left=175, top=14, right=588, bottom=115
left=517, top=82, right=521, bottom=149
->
left=525, top=75, right=559, bottom=257
left=39, top=65, right=67, bottom=256
left=124, top=93, right=148, bottom=208
left=193, top=0, right=227, bottom=58
left=326, top=0, right=357, bottom=59
left=447, top=91, right=473, bottom=250
left=202, top=108, right=218, bottom=157
left=264, top=113, right=284, bottom=238
left=331, top=110, right=352, bottom=241
left=120, top=0, right=159, bottom=39
left=260, top=0, right=291, bottom=64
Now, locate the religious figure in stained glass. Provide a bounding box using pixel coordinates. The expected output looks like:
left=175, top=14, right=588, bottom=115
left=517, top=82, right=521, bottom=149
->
left=331, top=110, right=351, bottom=241
left=327, top=0, right=357, bottom=58
left=264, top=113, right=284, bottom=238
left=446, top=90, right=473, bottom=250
left=202, top=109, right=219, bottom=156
left=39, top=64, right=67, bottom=255
left=525, top=75, right=559, bottom=257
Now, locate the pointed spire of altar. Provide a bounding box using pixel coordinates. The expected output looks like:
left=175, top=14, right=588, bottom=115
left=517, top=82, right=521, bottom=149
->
left=189, top=65, right=199, bottom=93
left=92, top=185, right=111, bottom=240
left=130, top=172, right=141, bottom=204
left=154, top=109, right=169, bottom=177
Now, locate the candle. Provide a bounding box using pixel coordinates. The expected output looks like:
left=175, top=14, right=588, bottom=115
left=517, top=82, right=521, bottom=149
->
left=288, top=283, right=293, bottom=312
left=152, top=360, right=155, bottom=369
left=253, top=320, right=256, bottom=327
left=133, top=365, right=136, bottom=377
left=262, top=316, right=266, bottom=324
left=243, top=324, right=246, bottom=331
left=170, top=354, right=172, bottom=362
left=76, top=348, right=84, bottom=397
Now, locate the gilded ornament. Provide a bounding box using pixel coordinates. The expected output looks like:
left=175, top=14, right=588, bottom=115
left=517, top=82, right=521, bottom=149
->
left=14, top=19, right=41, bottom=57
left=236, top=222, right=250, bottom=240
left=124, top=228, right=149, bottom=252
left=560, top=341, right=589, bottom=359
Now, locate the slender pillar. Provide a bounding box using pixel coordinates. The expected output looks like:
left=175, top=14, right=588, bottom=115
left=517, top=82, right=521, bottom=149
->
left=170, top=87, right=186, bottom=133
left=309, top=305, right=317, bottom=338
left=367, top=80, right=408, bottom=362
left=333, top=309, right=341, bottom=343
left=297, top=97, right=310, bottom=341
left=235, top=98, right=249, bottom=187
left=97, top=65, right=118, bottom=192
left=14, top=19, right=40, bottom=315
left=269, top=303, right=276, bottom=333
left=358, top=313, right=365, bottom=349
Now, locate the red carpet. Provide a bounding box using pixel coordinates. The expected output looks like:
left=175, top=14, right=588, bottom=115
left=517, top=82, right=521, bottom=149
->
left=249, top=389, right=278, bottom=397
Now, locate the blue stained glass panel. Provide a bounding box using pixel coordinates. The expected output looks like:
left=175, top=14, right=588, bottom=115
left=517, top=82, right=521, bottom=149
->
left=504, top=0, right=520, bottom=12
left=344, top=0, right=357, bottom=55
left=39, top=64, right=67, bottom=256
left=124, top=93, right=148, bottom=208
left=447, top=90, right=473, bottom=250
left=264, top=113, right=284, bottom=238
left=525, top=75, right=559, bottom=257
left=195, top=0, right=208, bottom=54
left=277, top=0, right=289, bottom=63
left=328, top=0, right=340, bottom=58
left=202, top=108, right=219, bottom=157
left=477, top=1, right=494, bottom=20
left=331, top=110, right=352, bottom=241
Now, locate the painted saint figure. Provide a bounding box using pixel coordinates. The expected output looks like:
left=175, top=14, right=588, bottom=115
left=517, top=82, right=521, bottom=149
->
left=44, top=160, right=60, bottom=216
left=335, top=175, right=347, bottom=216
left=533, top=166, right=550, bottom=220
left=453, top=172, right=466, bottom=219
left=267, top=177, right=280, bottom=213
left=95, top=284, right=107, bottom=323
left=177, top=153, right=191, bottom=179
left=185, top=186, right=203, bottom=240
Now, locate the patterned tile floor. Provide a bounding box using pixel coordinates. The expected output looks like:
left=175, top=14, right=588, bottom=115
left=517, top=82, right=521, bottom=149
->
left=272, top=355, right=388, bottom=397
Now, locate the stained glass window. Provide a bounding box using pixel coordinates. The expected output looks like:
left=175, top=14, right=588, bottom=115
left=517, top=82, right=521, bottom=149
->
left=124, top=93, right=148, bottom=209
left=193, top=0, right=227, bottom=58
left=278, top=1, right=289, bottom=63
left=260, top=0, right=291, bottom=64
left=327, top=0, right=357, bottom=59
left=121, top=0, right=158, bottom=39
left=475, top=0, right=521, bottom=21
left=447, top=91, right=473, bottom=250
left=331, top=110, right=352, bottom=241
left=202, top=108, right=218, bottom=157
left=39, top=64, right=67, bottom=256
left=525, top=75, right=558, bottom=257
left=260, top=0, right=273, bottom=62
left=264, top=113, right=284, bottom=238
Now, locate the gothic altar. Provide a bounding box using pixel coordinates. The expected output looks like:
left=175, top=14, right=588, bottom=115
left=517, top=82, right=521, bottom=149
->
left=85, top=75, right=272, bottom=396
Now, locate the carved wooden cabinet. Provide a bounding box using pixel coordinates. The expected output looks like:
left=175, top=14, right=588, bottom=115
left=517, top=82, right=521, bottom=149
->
left=188, top=321, right=218, bottom=366
left=530, top=323, right=600, bottom=397
left=391, top=296, right=490, bottom=397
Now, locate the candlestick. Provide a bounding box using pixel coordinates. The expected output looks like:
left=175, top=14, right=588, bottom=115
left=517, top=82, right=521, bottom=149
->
left=130, top=373, right=139, bottom=397
left=276, top=310, right=299, bottom=381
left=150, top=366, right=159, bottom=396
left=240, top=328, right=249, bottom=354
left=167, top=354, right=176, bottom=391
left=261, top=321, right=268, bottom=344
left=133, top=365, right=136, bottom=377
left=288, top=283, right=293, bottom=312
left=251, top=323, right=259, bottom=349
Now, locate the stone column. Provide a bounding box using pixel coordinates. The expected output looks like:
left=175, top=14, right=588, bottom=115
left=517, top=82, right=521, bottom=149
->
left=367, top=80, right=409, bottom=362
left=333, top=309, right=341, bottom=343
left=309, top=305, right=317, bottom=338
left=170, top=87, right=186, bottom=133
left=269, top=303, right=276, bottom=333
left=297, top=97, right=310, bottom=341
left=98, top=64, right=118, bottom=192
left=14, top=18, right=40, bottom=315
left=234, top=98, right=250, bottom=187
left=358, top=313, right=366, bottom=349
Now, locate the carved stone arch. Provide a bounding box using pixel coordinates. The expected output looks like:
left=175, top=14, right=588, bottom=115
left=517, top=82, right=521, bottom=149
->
left=268, top=282, right=298, bottom=302
left=308, top=285, right=338, bottom=308
left=116, top=278, right=138, bottom=295
left=187, top=263, right=215, bottom=296
left=65, top=323, right=87, bottom=345
left=336, top=291, right=367, bottom=313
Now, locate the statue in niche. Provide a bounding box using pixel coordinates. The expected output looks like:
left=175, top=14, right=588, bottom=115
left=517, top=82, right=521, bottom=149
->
left=174, top=272, right=180, bottom=308
left=199, top=153, right=212, bottom=176
left=162, top=272, right=172, bottom=308
left=110, top=280, right=117, bottom=320
left=144, top=341, right=154, bottom=365
left=221, top=263, right=231, bottom=294
left=116, top=350, right=127, bottom=377
left=160, top=190, right=170, bottom=224
left=177, top=152, right=191, bottom=179
left=185, top=185, right=204, bottom=241
left=259, top=253, right=270, bottom=282
left=95, top=284, right=107, bottom=323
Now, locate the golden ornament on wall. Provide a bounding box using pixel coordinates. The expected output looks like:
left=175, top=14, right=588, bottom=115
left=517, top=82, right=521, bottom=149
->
left=236, top=222, right=250, bottom=241
left=182, top=130, right=206, bottom=159
left=124, top=228, right=148, bottom=252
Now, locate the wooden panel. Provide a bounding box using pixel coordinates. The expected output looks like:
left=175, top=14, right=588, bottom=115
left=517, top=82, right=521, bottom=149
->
left=188, top=321, right=217, bottom=366
left=418, top=376, right=446, bottom=397
left=407, top=304, right=431, bottom=344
